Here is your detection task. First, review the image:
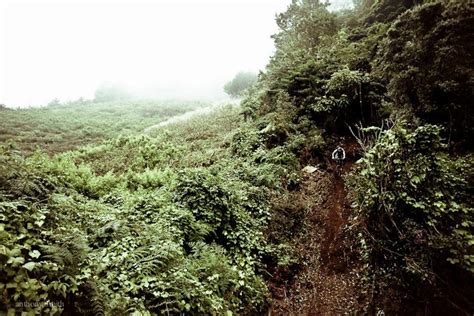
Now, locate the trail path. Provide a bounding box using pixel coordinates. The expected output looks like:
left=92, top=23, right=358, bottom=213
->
left=320, top=161, right=354, bottom=271
left=308, top=160, right=359, bottom=314
left=269, top=143, right=362, bottom=315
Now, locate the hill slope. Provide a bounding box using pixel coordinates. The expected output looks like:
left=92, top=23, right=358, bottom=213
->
left=0, top=99, right=204, bottom=155
left=1, top=0, right=473, bottom=314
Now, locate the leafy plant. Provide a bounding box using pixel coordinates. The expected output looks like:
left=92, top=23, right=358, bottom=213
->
left=350, top=121, right=473, bottom=307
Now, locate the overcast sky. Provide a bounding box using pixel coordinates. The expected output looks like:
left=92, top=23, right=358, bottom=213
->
left=0, top=0, right=353, bottom=107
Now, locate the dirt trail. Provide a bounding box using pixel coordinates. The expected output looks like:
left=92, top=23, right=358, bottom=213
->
left=320, top=164, right=352, bottom=271
left=269, top=144, right=362, bottom=315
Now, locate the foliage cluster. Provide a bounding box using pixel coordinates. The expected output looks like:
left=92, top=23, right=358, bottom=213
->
left=0, top=106, right=300, bottom=314
left=349, top=122, right=473, bottom=309
left=374, top=1, right=474, bottom=145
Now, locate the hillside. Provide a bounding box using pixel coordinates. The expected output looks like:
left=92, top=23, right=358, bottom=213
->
left=0, top=100, right=205, bottom=155
left=1, top=105, right=288, bottom=314
left=1, top=0, right=473, bottom=314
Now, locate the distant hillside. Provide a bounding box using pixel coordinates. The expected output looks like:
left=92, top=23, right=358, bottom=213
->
left=0, top=100, right=205, bottom=155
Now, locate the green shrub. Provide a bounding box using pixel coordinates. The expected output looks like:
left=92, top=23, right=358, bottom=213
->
left=351, top=121, right=474, bottom=289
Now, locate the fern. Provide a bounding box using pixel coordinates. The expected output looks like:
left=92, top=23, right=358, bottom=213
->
left=42, top=235, right=88, bottom=274
left=76, top=281, right=106, bottom=316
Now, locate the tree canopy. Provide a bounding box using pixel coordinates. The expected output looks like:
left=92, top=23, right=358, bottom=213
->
left=223, top=72, right=257, bottom=98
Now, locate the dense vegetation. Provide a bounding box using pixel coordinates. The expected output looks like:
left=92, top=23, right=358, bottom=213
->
left=1, top=0, right=473, bottom=314
left=241, top=0, right=473, bottom=313
left=1, top=106, right=293, bottom=314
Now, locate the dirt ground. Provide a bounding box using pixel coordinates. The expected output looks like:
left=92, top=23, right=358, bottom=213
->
left=267, top=143, right=366, bottom=315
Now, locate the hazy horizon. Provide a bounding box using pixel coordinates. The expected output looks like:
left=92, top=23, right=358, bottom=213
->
left=0, top=0, right=353, bottom=107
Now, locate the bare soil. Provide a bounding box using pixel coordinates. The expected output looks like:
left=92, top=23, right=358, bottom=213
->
left=268, top=145, right=365, bottom=315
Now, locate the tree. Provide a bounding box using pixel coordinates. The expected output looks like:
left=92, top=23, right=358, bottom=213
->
left=273, top=0, right=337, bottom=52
left=47, top=98, right=61, bottom=107
left=376, top=1, right=474, bottom=145
left=94, top=83, right=132, bottom=102
left=223, top=72, right=257, bottom=98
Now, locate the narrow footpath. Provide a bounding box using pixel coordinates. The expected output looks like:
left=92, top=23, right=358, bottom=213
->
left=269, top=144, right=363, bottom=315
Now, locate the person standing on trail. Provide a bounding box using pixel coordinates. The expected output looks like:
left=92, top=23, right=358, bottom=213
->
left=332, top=145, right=346, bottom=166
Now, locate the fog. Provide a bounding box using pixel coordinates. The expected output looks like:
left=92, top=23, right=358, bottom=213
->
left=0, top=0, right=353, bottom=107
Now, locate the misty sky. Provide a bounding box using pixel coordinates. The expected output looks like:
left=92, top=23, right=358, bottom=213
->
left=0, top=0, right=353, bottom=107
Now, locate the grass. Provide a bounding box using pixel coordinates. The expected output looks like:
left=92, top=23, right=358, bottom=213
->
left=0, top=99, right=207, bottom=155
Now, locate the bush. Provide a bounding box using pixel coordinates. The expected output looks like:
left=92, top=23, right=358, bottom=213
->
left=351, top=121, right=474, bottom=304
